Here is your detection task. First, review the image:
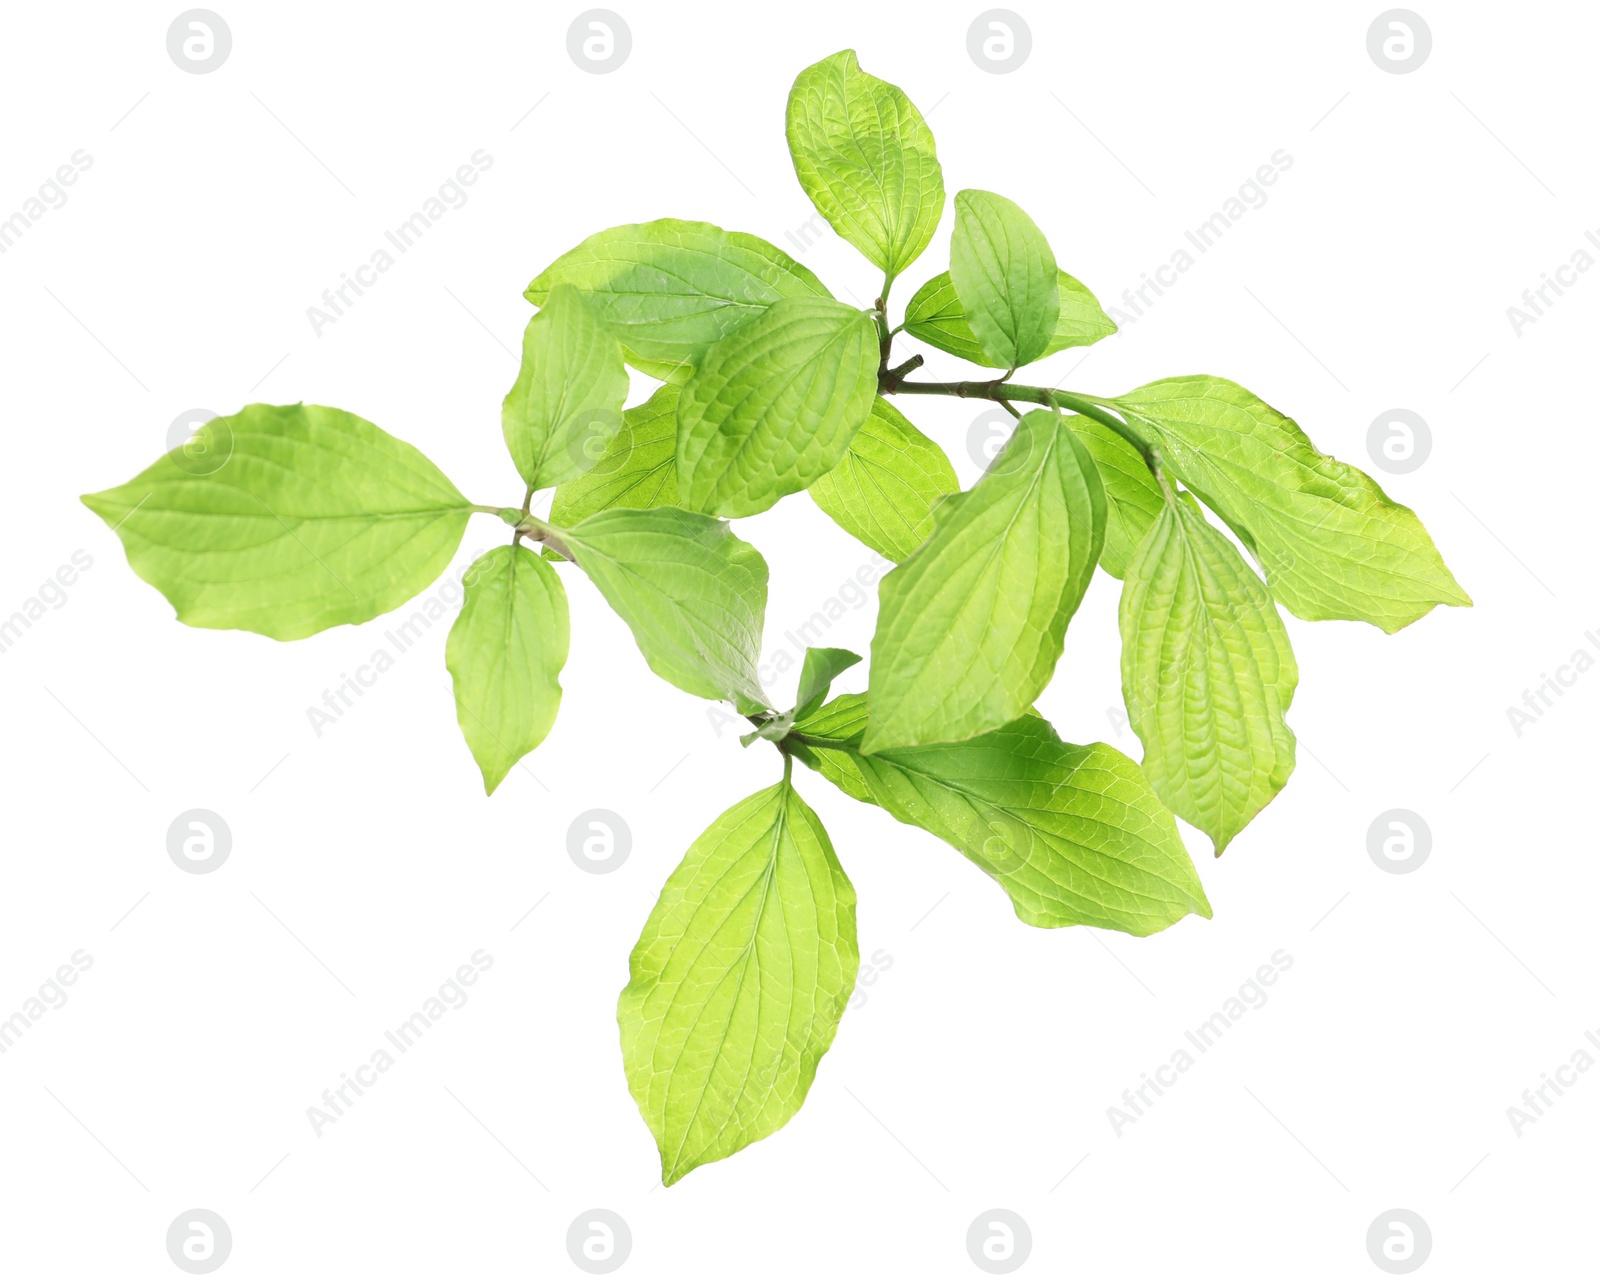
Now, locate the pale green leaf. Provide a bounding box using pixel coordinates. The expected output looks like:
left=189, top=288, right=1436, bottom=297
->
left=948, top=190, right=1059, bottom=368
left=863, top=410, right=1105, bottom=752
left=903, top=269, right=1114, bottom=369
left=445, top=545, right=569, bottom=793
left=677, top=297, right=879, bottom=518
left=525, top=219, right=832, bottom=381
left=502, top=284, right=629, bottom=490
left=81, top=403, right=471, bottom=641
left=790, top=695, right=1211, bottom=935
left=747, top=646, right=863, bottom=746
left=618, top=776, right=857, bottom=1184
left=564, top=506, right=770, bottom=713
left=1109, top=376, right=1471, bottom=632
left=808, top=397, right=957, bottom=561
left=549, top=383, right=681, bottom=528
left=785, top=49, right=944, bottom=284
left=794, top=647, right=862, bottom=720
left=1121, top=494, right=1297, bottom=853
left=1068, top=416, right=1163, bottom=579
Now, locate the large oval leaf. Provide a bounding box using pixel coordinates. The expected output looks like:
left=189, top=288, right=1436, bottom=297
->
left=863, top=409, right=1105, bottom=752
left=549, top=383, right=681, bottom=528
left=524, top=219, right=832, bottom=380
left=82, top=403, right=472, bottom=641
left=785, top=49, right=944, bottom=285
left=808, top=398, right=957, bottom=561
left=619, top=776, right=857, bottom=1185
left=502, top=284, right=629, bottom=490
left=790, top=695, right=1210, bottom=935
left=1109, top=376, right=1471, bottom=631
left=563, top=506, right=770, bottom=713
left=676, top=297, right=879, bottom=518
left=1121, top=494, right=1298, bottom=853
left=904, top=269, right=1114, bottom=369
left=948, top=190, right=1059, bottom=368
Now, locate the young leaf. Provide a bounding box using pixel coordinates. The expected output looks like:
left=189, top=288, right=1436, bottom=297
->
left=81, top=403, right=472, bottom=641
left=676, top=297, right=879, bottom=518
left=563, top=506, right=770, bottom=713
left=863, top=410, right=1105, bottom=753
left=948, top=190, right=1059, bottom=368
left=1109, top=376, right=1471, bottom=632
left=1121, top=494, right=1298, bottom=853
left=618, top=775, right=858, bottom=1185
left=808, top=398, right=958, bottom=561
left=785, top=49, right=944, bottom=286
left=1068, top=417, right=1163, bottom=579
left=445, top=545, right=569, bottom=793
left=549, top=383, right=681, bottom=528
left=747, top=646, right=863, bottom=746
left=793, top=647, right=862, bottom=721
left=502, top=284, right=629, bottom=490
left=903, top=269, right=1115, bottom=369
left=525, top=219, right=832, bottom=380
left=790, top=695, right=1211, bottom=935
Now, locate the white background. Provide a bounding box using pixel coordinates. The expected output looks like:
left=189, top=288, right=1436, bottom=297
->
left=2, top=1, right=1595, bottom=1279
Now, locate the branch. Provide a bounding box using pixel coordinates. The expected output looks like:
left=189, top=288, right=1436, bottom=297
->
left=890, top=378, right=1165, bottom=479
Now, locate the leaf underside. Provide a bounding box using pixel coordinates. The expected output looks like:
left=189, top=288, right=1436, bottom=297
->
left=619, top=778, right=858, bottom=1184
left=792, top=694, right=1211, bottom=935
left=1121, top=494, right=1298, bottom=853
left=446, top=544, right=570, bottom=793
left=1110, top=376, right=1470, bottom=632
left=82, top=402, right=471, bottom=641
left=864, top=409, right=1105, bottom=752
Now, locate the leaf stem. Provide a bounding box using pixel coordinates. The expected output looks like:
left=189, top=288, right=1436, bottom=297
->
left=872, top=295, right=893, bottom=375
left=513, top=513, right=577, bottom=563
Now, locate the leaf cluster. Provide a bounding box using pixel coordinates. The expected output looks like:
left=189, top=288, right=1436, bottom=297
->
left=84, top=49, right=1467, bottom=1184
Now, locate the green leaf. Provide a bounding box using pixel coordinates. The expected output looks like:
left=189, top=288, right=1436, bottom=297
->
left=525, top=219, right=833, bottom=381
left=903, top=269, right=1114, bottom=369
left=676, top=297, right=879, bottom=518
left=549, top=383, right=681, bottom=528
left=863, top=409, right=1105, bottom=753
left=445, top=545, right=569, bottom=794
left=618, top=775, right=858, bottom=1185
left=948, top=190, right=1059, bottom=368
left=793, top=647, right=862, bottom=720
left=564, top=506, right=770, bottom=713
left=785, top=49, right=944, bottom=285
left=1121, top=494, right=1297, bottom=853
left=1068, top=417, right=1163, bottom=579
left=81, top=403, right=472, bottom=641
left=808, top=397, right=957, bottom=561
left=502, top=284, right=630, bottom=490
left=747, top=646, right=863, bottom=747
left=790, top=695, right=1210, bottom=935
left=1109, top=376, right=1471, bottom=632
